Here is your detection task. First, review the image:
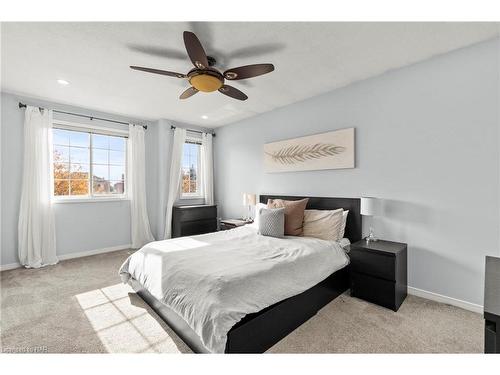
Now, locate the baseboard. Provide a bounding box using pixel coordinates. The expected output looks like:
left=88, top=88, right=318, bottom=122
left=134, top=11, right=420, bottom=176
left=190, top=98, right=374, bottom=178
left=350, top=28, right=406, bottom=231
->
left=408, top=286, right=483, bottom=314
left=57, top=244, right=131, bottom=261
left=0, top=262, right=22, bottom=271
left=0, top=244, right=131, bottom=272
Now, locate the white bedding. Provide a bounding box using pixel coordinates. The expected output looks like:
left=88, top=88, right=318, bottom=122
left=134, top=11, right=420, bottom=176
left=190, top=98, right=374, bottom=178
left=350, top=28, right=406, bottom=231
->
left=119, top=226, right=349, bottom=353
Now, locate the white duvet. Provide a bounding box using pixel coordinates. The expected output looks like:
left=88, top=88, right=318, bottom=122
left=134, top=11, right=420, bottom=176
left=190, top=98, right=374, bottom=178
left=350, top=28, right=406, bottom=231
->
left=119, top=226, right=349, bottom=353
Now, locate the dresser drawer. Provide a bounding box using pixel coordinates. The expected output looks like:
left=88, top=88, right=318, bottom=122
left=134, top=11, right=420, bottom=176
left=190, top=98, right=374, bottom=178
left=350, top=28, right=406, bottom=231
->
left=350, top=248, right=395, bottom=281
left=174, top=205, right=217, bottom=222
left=351, top=271, right=397, bottom=311
left=179, top=218, right=217, bottom=237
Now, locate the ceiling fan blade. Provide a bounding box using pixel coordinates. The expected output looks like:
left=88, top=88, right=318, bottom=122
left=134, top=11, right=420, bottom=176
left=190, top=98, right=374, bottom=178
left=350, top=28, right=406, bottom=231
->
left=218, top=85, right=248, bottom=101
left=130, top=66, right=186, bottom=78
left=180, top=87, right=199, bottom=99
left=183, top=31, right=209, bottom=69
left=223, top=63, right=274, bottom=80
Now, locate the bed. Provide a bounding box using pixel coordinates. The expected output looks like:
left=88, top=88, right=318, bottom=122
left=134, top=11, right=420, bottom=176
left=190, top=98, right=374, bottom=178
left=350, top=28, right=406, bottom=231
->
left=120, top=195, right=361, bottom=353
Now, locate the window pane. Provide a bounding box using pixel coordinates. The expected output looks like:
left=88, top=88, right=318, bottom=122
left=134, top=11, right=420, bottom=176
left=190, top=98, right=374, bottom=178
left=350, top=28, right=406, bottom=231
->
left=53, top=128, right=128, bottom=199
left=110, top=165, right=125, bottom=181
left=109, top=136, right=125, bottom=151
left=181, top=143, right=200, bottom=195
left=92, top=148, right=108, bottom=164
left=109, top=150, right=125, bottom=165
left=93, top=178, right=110, bottom=194
left=53, top=129, right=71, bottom=146
left=54, top=145, right=69, bottom=162
left=110, top=181, right=125, bottom=194
left=69, top=131, right=89, bottom=147
left=70, top=147, right=89, bottom=164
left=92, top=134, right=109, bottom=149
left=92, top=164, right=109, bottom=180
left=54, top=163, right=69, bottom=179
left=70, top=180, right=89, bottom=196
left=70, top=163, right=89, bottom=179
left=54, top=180, right=69, bottom=196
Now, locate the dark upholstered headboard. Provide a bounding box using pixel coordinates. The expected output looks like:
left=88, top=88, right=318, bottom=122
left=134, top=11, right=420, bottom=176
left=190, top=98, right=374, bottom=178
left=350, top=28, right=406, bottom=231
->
left=259, top=194, right=362, bottom=243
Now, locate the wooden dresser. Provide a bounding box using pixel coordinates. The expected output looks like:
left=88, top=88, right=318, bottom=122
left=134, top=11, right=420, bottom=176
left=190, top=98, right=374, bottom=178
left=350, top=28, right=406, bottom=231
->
left=172, top=204, right=217, bottom=238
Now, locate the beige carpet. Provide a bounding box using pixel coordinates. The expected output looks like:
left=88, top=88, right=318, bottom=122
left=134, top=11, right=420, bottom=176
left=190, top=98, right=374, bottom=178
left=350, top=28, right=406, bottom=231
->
left=0, top=249, right=483, bottom=353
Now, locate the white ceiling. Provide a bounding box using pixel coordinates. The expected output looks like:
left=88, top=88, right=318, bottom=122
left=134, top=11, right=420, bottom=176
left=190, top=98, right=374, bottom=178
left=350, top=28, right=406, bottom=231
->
left=1, top=22, right=498, bottom=128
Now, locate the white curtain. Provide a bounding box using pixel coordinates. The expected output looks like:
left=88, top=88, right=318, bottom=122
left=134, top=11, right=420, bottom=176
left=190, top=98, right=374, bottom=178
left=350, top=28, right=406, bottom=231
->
left=18, top=106, right=58, bottom=268
left=128, top=124, right=155, bottom=248
left=201, top=133, right=214, bottom=205
left=164, top=127, right=186, bottom=239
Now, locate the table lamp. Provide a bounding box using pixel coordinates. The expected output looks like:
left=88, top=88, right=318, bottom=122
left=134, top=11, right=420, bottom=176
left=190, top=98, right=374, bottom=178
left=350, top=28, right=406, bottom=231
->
left=361, top=197, right=380, bottom=242
left=243, top=193, right=256, bottom=221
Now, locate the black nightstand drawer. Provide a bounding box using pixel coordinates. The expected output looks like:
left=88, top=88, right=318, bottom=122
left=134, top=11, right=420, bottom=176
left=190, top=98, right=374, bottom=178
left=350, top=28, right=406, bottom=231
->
left=349, top=249, right=395, bottom=281
left=351, top=272, right=398, bottom=311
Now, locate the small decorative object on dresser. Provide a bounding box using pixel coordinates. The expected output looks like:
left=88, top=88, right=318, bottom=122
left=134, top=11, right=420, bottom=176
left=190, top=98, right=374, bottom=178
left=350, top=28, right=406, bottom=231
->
left=172, top=204, right=217, bottom=238
left=484, top=256, right=500, bottom=353
left=360, top=197, right=380, bottom=242
left=348, top=239, right=407, bottom=311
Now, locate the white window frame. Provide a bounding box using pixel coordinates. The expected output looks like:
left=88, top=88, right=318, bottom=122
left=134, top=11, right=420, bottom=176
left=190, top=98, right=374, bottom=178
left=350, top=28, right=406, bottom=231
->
left=180, top=134, right=203, bottom=200
left=51, top=120, right=129, bottom=203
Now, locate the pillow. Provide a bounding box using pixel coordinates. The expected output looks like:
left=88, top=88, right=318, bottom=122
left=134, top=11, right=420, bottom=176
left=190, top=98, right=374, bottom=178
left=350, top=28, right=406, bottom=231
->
left=258, top=207, right=285, bottom=238
left=303, top=209, right=344, bottom=241
left=249, top=202, right=267, bottom=229
left=339, top=210, right=349, bottom=238
left=267, top=198, right=309, bottom=236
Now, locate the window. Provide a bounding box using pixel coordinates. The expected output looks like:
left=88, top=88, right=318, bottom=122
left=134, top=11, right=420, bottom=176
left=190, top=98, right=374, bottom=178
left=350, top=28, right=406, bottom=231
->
left=52, top=126, right=127, bottom=200
left=181, top=137, right=202, bottom=198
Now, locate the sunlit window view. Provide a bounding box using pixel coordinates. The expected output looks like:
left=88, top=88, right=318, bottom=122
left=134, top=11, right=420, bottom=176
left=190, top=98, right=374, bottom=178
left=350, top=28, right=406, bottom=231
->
left=53, top=128, right=126, bottom=198
left=181, top=141, right=201, bottom=196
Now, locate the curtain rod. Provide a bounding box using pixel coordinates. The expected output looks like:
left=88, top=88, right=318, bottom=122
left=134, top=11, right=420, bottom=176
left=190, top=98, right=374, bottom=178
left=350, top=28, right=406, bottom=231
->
left=170, top=125, right=216, bottom=137
left=18, top=102, right=147, bottom=130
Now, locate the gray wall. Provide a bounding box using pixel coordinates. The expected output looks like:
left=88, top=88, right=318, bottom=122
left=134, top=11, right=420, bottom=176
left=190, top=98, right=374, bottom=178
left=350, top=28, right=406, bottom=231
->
left=214, top=38, right=500, bottom=306
left=0, top=92, right=155, bottom=265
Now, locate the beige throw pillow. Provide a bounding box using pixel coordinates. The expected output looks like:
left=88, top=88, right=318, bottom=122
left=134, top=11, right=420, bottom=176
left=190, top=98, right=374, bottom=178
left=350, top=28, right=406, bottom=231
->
left=267, top=198, right=309, bottom=236
left=303, top=209, right=344, bottom=241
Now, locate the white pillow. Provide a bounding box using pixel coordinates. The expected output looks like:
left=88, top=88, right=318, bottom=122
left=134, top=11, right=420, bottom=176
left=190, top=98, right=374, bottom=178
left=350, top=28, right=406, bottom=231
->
left=248, top=203, right=267, bottom=229
left=303, top=209, right=344, bottom=241
left=339, top=210, right=349, bottom=238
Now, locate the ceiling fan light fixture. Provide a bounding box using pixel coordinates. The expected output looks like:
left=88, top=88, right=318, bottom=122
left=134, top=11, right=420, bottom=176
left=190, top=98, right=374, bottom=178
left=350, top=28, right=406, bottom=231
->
left=189, top=74, right=223, bottom=92
left=131, top=30, right=274, bottom=101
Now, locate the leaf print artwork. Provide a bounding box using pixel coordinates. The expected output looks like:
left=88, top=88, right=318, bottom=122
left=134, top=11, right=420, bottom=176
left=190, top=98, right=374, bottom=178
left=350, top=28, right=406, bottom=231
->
left=265, top=143, right=345, bottom=165
left=263, top=128, right=355, bottom=172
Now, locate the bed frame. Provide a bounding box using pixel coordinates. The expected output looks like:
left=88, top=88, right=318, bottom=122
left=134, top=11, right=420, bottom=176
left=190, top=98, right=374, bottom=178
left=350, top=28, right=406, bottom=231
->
left=130, top=195, right=362, bottom=353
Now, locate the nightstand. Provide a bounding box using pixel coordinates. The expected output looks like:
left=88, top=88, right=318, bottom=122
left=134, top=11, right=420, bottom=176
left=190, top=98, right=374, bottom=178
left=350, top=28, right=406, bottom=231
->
left=348, top=239, right=408, bottom=311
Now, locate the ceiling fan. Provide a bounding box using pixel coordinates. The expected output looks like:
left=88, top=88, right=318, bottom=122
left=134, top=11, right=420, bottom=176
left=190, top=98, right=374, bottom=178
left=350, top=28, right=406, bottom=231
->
left=130, top=31, right=275, bottom=101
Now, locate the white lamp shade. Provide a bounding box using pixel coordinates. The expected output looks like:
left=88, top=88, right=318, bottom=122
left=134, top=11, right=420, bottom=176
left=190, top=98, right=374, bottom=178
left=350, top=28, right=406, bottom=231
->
left=243, top=193, right=257, bottom=206
left=360, top=197, right=379, bottom=216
